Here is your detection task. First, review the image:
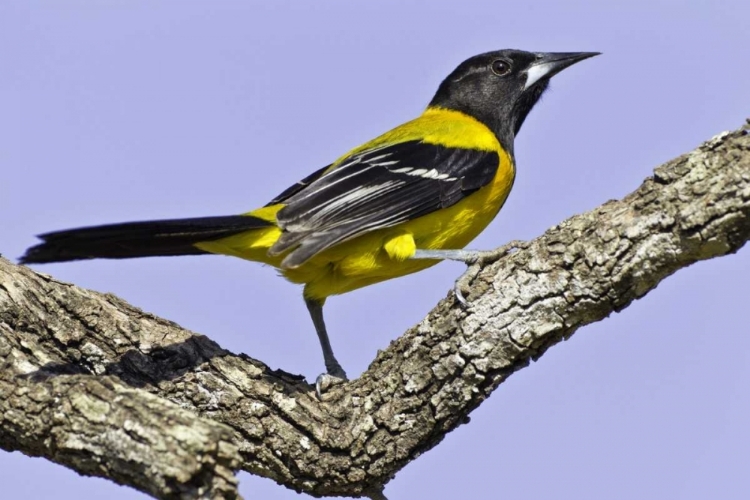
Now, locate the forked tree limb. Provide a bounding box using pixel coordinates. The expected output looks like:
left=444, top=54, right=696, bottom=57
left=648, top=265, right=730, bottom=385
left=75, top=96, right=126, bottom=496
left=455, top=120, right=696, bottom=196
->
left=1, top=121, right=749, bottom=499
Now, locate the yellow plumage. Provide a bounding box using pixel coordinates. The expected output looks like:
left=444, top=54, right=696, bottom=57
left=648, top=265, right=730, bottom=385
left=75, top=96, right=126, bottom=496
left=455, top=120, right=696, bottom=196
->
left=195, top=107, right=515, bottom=301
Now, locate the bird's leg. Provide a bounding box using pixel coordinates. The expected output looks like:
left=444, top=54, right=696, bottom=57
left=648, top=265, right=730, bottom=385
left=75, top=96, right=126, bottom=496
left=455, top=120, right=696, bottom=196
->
left=305, top=297, right=348, bottom=399
left=410, top=240, right=529, bottom=264
left=410, top=240, right=529, bottom=305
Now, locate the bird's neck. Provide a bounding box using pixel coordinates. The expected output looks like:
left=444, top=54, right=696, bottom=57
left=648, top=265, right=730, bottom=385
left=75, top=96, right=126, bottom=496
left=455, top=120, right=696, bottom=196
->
left=423, top=105, right=515, bottom=160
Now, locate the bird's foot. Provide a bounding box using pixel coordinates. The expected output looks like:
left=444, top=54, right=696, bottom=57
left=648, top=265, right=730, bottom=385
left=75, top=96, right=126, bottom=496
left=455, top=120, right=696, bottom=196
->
left=453, top=240, right=529, bottom=306
left=315, top=365, right=348, bottom=400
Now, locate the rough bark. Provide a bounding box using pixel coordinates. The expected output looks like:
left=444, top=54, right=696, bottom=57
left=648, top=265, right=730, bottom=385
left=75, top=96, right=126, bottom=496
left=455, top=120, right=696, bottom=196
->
left=1, top=122, right=749, bottom=499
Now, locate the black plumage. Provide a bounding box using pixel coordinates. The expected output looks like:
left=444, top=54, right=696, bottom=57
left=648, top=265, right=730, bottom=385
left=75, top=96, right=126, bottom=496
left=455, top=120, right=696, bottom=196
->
left=21, top=215, right=272, bottom=264
left=268, top=141, right=499, bottom=267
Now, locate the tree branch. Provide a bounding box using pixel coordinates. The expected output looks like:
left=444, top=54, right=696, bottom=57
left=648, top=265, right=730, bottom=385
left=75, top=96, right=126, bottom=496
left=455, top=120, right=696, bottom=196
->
left=1, top=121, right=749, bottom=499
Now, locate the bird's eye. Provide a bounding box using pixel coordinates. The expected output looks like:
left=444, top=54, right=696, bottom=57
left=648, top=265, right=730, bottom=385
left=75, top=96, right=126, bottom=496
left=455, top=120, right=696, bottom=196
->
left=491, top=59, right=512, bottom=76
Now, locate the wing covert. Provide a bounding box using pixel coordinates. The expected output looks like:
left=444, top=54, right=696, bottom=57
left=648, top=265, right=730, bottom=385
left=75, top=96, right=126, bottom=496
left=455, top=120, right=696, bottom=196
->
left=265, top=163, right=331, bottom=206
left=270, top=140, right=500, bottom=267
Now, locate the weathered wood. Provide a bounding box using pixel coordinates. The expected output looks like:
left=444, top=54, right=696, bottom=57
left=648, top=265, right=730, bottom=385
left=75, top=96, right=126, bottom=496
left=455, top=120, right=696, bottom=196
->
left=1, top=122, right=748, bottom=499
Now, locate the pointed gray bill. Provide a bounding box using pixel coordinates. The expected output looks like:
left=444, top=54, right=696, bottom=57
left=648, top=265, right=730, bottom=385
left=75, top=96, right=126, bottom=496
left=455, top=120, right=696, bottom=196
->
left=523, top=51, right=600, bottom=90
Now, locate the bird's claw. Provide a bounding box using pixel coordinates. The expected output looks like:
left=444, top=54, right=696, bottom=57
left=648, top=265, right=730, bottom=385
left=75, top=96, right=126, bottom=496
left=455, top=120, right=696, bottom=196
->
left=452, top=240, right=529, bottom=307
left=454, top=285, right=468, bottom=306
left=471, top=240, right=529, bottom=265
left=453, top=262, right=481, bottom=307
left=315, top=371, right=348, bottom=400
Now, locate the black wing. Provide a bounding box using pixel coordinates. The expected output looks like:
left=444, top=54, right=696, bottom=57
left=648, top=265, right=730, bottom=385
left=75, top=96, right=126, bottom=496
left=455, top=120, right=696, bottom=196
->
left=269, top=140, right=500, bottom=268
left=265, top=163, right=331, bottom=206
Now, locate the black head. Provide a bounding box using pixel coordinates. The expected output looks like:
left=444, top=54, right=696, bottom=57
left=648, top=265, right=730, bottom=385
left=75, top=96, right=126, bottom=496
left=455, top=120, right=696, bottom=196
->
left=429, top=49, right=599, bottom=153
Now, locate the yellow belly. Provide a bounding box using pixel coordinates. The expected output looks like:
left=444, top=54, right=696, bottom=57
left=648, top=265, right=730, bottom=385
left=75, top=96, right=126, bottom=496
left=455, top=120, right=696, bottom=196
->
left=195, top=107, right=515, bottom=301
left=196, top=151, right=513, bottom=300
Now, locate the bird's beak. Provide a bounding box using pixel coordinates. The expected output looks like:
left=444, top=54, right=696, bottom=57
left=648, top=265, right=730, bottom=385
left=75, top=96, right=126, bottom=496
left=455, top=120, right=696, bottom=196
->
left=523, top=52, right=600, bottom=90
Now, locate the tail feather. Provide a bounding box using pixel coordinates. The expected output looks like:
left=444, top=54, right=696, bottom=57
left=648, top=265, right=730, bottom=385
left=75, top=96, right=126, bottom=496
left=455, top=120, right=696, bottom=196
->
left=20, top=215, right=273, bottom=264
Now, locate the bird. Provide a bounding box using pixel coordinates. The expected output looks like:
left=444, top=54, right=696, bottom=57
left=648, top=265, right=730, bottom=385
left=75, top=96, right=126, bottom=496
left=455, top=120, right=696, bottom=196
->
left=21, top=49, right=598, bottom=394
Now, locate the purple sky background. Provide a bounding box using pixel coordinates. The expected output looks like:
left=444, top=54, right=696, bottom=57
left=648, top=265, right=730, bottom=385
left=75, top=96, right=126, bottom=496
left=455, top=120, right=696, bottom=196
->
left=2, top=1, right=749, bottom=499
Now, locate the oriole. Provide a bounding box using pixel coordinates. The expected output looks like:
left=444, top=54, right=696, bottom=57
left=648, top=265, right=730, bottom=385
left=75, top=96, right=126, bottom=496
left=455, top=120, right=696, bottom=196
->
left=21, top=49, right=598, bottom=392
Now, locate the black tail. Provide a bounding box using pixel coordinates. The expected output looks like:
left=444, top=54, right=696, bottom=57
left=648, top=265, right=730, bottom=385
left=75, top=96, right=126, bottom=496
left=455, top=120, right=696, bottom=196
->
left=20, top=215, right=273, bottom=264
